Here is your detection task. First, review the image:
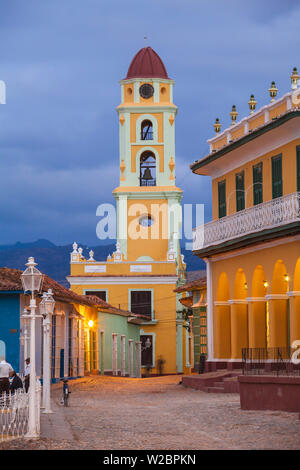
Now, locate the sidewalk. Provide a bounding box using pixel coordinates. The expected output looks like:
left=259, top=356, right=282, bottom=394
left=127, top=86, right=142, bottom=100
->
left=40, top=397, right=73, bottom=441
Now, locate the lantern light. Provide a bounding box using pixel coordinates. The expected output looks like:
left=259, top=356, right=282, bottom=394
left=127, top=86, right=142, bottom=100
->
left=39, top=289, right=55, bottom=318
left=88, top=320, right=94, bottom=328
left=263, top=280, right=269, bottom=288
left=21, top=257, right=43, bottom=294
left=284, top=274, right=290, bottom=282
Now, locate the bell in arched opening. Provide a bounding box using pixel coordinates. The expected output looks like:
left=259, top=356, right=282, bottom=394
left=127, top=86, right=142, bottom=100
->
left=140, top=151, right=156, bottom=186
left=142, top=167, right=153, bottom=180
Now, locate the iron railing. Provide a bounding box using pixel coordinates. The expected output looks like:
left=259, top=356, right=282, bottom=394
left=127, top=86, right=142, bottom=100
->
left=139, top=178, right=156, bottom=187
left=242, top=347, right=300, bottom=376
left=0, top=379, right=41, bottom=442
left=193, top=191, right=300, bottom=251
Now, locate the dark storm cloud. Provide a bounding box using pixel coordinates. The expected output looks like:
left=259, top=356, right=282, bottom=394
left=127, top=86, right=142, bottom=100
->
left=0, top=0, right=300, bottom=244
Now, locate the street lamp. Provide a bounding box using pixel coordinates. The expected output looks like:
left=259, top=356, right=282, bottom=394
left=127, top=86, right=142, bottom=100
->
left=21, top=257, right=43, bottom=439
left=40, top=289, right=55, bottom=414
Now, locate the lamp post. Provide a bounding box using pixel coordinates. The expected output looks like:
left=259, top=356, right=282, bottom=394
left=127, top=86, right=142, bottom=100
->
left=21, top=257, right=43, bottom=439
left=40, top=289, right=55, bottom=414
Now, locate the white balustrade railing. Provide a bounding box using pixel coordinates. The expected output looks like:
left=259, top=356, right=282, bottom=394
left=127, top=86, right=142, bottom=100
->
left=193, top=192, right=300, bottom=251
left=0, top=379, right=41, bottom=443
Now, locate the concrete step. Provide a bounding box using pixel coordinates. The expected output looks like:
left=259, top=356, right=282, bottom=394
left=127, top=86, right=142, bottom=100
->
left=204, top=386, right=225, bottom=393
left=214, top=381, right=225, bottom=387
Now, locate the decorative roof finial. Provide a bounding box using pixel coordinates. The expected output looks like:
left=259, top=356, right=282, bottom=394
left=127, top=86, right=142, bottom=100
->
left=268, top=81, right=278, bottom=102
left=72, top=242, right=78, bottom=253
left=248, top=94, right=257, bottom=114
left=214, top=118, right=221, bottom=134
left=88, top=250, right=94, bottom=261
left=291, top=67, right=300, bottom=90
left=230, top=105, right=238, bottom=126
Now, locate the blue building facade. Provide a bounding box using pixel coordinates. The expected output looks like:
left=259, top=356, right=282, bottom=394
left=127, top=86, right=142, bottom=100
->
left=0, top=291, right=22, bottom=371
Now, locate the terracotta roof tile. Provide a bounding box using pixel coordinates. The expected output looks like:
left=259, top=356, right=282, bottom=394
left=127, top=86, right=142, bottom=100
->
left=174, top=276, right=207, bottom=293
left=0, top=267, right=148, bottom=320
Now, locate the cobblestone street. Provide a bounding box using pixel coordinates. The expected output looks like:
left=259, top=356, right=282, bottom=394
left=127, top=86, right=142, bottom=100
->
left=1, top=375, right=299, bottom=450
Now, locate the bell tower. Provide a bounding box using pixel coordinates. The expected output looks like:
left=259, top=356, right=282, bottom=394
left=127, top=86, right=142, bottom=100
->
left=114, top=46, right=183, bottom=262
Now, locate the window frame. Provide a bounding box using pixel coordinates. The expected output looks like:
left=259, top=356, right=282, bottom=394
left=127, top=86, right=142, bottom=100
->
left=218, top=180, right=226, bottom=219
left=271, top=154, right=283, bottom=199
left=253, top=162, right=263, bottom=205
left=235, top=170, right=245, bottom=212
left=129, top=288, right=153, bottom=320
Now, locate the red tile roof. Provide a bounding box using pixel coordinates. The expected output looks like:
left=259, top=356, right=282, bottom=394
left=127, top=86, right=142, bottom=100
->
left=125, top=47, right=169, bottom=80
left=0, top=267, right=148, bottom=321
left=174, top=276, right=207, bottom=293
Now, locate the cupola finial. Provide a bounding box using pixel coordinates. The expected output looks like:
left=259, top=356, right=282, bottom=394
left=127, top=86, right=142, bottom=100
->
left=268, top=81, right=278, bottom=102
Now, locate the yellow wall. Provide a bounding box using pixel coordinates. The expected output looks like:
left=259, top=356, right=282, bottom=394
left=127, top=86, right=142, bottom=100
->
left=71, top=281, right=180, bottom=374
left=126, top=198, right=169, bottom=261
left=212, top=138, right=300, bottom=220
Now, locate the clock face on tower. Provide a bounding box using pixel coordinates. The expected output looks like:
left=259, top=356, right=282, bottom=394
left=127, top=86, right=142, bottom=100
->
left=139, top=83, right=154, bottom=99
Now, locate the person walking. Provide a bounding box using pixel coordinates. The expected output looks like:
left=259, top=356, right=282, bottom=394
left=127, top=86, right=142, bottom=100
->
left=0, top=358, right=14, bottom=395
left=24, top=357, right=30, bottom=393
left=9, top=370, right=23, bottom=393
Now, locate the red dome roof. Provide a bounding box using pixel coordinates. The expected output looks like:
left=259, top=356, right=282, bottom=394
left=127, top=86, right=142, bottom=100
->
left=125, top=47, right=169, bottom=79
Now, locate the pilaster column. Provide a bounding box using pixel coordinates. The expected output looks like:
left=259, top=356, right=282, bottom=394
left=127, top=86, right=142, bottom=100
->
left=213, top=301, right=231, bottom=358
left=228, top=300, right=248, bottom=359
left=265, top=295, right=288, bottom=348
left=128, top=339, right=134, bottom=377
left=120, top=335, right=126, bottom=376
left=112, top=333, right=118, bottom=376
left=205, top=258, right=214, bottom=361
left=135, top=341, right=141, bottom=378
left=246, top=297, right=267, bottom=348
left=287, top=292, right=300, bottom=346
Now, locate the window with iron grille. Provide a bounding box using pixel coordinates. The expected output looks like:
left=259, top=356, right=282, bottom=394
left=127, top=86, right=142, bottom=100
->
left=272, top=154, right=283, bottom=199
left=218, top=180, right=226, bottom=218
left=253, top=162, right=263, bottom=205
left=85, top=290, right=107, bottom=301
left=235, top=171, right=245, bottom=211
left=141, top=120, right=153, bottom=140
left=130, top=290, right=152, bottom=318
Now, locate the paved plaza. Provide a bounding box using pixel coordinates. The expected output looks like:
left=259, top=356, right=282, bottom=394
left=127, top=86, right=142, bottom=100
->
left=0, top=375, right=299, bottom=450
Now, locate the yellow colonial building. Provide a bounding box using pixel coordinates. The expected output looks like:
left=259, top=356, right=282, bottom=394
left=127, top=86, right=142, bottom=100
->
left=68, top=47, right=190, bottom=375
left=191, top=69, right=300, bottom=370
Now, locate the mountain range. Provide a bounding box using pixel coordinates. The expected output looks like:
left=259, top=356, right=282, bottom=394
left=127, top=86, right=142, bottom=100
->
left=0, top=239, right=205, bottom=287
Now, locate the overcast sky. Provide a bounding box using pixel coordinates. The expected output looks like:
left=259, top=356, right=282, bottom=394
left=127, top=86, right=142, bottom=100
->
left=0, top=0, right=299, bottom=245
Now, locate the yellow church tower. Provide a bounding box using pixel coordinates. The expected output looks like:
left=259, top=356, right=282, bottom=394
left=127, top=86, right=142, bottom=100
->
left=68, top=47, right=190, bottom=375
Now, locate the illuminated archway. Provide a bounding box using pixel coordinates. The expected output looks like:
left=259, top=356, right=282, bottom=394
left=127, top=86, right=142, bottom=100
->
left=268, top=260, right=289, bottom=348
left=230, top=269, right=248, bottom=358
left=249, top=265, right=268, bottom=348
left=214, top=273, right=231, bottom=358
left=290, top=258, right=300, bottom=345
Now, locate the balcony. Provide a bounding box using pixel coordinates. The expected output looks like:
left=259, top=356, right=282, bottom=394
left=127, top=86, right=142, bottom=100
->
left=193, top=192, right=300, bottom=253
